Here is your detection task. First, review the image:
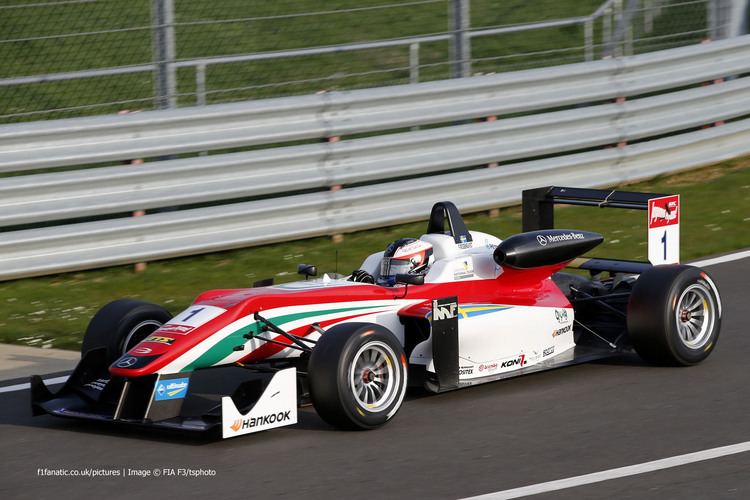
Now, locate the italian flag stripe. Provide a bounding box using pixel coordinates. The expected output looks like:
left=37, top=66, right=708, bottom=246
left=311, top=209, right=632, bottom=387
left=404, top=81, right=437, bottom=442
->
left=182, top=304, right=386, bottom=371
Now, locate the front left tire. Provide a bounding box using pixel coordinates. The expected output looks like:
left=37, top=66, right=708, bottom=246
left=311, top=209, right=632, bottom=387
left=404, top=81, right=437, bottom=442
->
left=308, top=322, right=408, bottom=430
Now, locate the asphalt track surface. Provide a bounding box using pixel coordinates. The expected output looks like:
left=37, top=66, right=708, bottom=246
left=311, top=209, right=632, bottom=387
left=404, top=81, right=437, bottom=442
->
left=1, top=256, right=748, bottom=500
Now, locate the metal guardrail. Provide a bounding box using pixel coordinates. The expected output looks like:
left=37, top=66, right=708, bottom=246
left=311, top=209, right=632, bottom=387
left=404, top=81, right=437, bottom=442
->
left=2, top=36, right=750, bottom=173
left=1, top=36, right=750, bottom=280
left=2, top=74, right=750, bottom=227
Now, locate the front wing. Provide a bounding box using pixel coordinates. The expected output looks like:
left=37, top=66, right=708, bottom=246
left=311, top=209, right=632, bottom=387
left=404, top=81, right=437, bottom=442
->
left=31, top=348, right=298, bottom=439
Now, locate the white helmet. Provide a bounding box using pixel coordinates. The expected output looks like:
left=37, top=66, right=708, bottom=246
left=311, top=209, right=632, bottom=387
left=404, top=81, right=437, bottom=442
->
left=378, top=238, right=434, bottom=286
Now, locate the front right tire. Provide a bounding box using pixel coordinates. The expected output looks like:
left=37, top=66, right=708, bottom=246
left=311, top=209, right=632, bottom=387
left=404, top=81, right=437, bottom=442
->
left=81, top=299, right=172, bottom=365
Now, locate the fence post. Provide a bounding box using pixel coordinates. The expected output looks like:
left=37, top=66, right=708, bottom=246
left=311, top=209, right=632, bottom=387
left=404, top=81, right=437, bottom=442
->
left=728, top=0, right=749, bottom=37
left=151, top=0, right=177, bottom=109
left=409, top=43, right=420, bottom=84
left=196, top=63, right=206, bottom=106
left=603, top=5, right=613, bottom=57
left=644, top=0, right=654, bottom=33
left=449, top=0, right=471, bottom=78
left=584, top=18, right=594, bottom=61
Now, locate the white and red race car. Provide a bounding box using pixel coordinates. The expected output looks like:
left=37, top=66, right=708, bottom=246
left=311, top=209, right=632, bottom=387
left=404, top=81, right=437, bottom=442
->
left=32, top=187, right=722, bottom=438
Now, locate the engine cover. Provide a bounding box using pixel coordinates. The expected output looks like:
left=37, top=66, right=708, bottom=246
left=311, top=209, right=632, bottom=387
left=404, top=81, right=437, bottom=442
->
left=494, top=229, right=603, bottom=269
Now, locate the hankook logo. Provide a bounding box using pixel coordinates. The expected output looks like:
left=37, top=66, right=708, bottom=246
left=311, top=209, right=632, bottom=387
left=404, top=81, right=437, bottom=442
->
left=230, top=411, right=292, bottom=432
left=537, top=234, right=548, bottom=246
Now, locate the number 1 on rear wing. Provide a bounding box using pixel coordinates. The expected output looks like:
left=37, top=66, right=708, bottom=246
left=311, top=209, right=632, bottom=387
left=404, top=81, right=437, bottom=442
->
left=647, top=195, right=680, bottom=265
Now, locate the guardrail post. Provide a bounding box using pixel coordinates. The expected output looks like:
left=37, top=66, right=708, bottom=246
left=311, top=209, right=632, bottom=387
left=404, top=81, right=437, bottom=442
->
left=151, top=0, right=177, bottom=109
left=328, top=135, right=344, bottom=244
left=485, top=115, right=501, bottom=218
left=616, top=96, right=628, bottom=148
left=449, top=0, right=471, bottom=78
left=119, top=110, right=148, bottom=273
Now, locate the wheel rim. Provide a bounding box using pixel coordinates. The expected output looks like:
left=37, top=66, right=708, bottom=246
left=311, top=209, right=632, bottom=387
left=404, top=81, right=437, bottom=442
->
left=121, top=320, right=163, bottom=354
left=675, top=283, right=715, bottom=349
left=349, top=341, right=400, bottom=413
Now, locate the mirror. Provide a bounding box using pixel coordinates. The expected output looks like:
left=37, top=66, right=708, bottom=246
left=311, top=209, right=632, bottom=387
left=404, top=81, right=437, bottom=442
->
left=297, top=264, right=318, bottom=278
left=395, top=273, right=425, bottom=286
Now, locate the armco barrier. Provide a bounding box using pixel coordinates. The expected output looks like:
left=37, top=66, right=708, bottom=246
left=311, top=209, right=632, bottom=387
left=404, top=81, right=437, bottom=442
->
left=1, top=36, right=750, bottom=280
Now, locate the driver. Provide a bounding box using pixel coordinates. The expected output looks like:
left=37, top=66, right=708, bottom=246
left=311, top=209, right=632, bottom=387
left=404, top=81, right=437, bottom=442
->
left=349, top=238, right=434, bottom=286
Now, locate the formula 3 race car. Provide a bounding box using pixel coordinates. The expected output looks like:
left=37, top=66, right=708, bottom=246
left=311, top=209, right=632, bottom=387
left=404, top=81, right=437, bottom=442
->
left=31, top=186, right=722, bottom=438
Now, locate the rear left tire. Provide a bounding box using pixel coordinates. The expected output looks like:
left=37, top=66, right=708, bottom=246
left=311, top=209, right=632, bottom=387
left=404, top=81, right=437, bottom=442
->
left=627, top=265, right=721, bottom=366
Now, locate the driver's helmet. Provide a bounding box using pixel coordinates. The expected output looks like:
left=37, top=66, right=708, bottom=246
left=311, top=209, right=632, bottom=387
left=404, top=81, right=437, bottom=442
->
left=377, top=238, right=434, bottom=286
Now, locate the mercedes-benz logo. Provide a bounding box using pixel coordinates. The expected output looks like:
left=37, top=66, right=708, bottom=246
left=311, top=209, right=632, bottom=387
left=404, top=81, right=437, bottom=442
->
left=116, top=356, right=137, bottom=368
left=536, top=234, right=548, bottom=246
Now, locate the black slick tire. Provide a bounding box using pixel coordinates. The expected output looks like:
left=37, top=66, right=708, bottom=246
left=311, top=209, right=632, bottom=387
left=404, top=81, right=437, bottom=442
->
left=627, top=265, right=721, bottom=366
left=81, top=299, right=172, bottom=364
left=308, top=322, right=408, bottom=430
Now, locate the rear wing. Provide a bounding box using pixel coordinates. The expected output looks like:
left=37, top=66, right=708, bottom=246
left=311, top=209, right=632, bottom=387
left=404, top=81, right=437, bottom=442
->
left=521, top=186, right=680, bottom=274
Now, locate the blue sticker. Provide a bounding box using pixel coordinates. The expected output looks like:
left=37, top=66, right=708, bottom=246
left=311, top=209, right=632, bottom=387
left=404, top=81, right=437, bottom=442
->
left=154, top=378, right=189, bottom=401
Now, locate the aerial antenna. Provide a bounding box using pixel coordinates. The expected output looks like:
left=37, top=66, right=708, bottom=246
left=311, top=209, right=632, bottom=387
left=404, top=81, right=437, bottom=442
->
left=335, top=249, right=339, bottom=276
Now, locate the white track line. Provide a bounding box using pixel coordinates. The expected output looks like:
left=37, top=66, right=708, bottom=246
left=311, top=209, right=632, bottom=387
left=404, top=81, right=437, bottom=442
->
left=0, top=375, right=68, bottom=394
left=461, top=441, right=750, bottom=500
left=690, top=249, right=750, bottom=267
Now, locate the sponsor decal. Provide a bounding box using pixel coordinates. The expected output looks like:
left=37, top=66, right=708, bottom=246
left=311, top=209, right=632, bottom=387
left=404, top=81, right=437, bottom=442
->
left=459, top=366, right=474, bottom=376
left=500, top=354, right=527, bottom=369
left=648, top=195, right=679, bottom=229
left=434, top=302, right=458, bottom=321
left=132, top=346, right=152, bottom=355
left=453, top=259, right=474, bottom=280
left=554, top=309, right=569, bottom=324
left=229, top=411, right=292, bottom=432
left=144, top=335, right=175, bottom=345
left=116, top=357, right=137, bottom=368
left=83, top=378, right=109, bottom=391
left=157, top=324, right=195, bottom=335
left=549, top=232, right=585, bottom=243
left=154, top=378, right=190, bottom=401
left=479, top=362, right=498, bottom=373
left=221, top=368, right=297, bottom=439
left=543, top=346, right=555, bottom=357
left=552, top=324, right=572, bottom=337
left=457, top=235, right=473, bottom=249
left=537, top=234, right=548, bottom=246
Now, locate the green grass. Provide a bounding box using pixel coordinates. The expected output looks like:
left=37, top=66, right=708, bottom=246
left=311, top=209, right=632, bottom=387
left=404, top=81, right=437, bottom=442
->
left=0, top=0, right=704, bottom=121
left=1, top=159, right=748, bottom=351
